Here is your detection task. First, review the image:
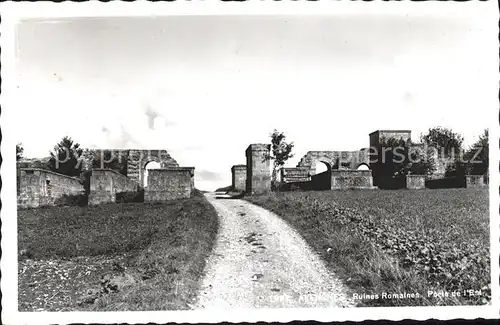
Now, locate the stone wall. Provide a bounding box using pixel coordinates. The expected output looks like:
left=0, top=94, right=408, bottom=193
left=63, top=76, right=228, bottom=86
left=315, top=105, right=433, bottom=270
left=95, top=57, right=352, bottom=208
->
left=17, top=168, right=84, bottom=208
left=85, top=149, right=179, bottom=186
left=89, top=169, right=140, bottom=205
left=127, top=149, right=179, bottom=186
left=369, top=130, right=411, bottom=186
left=369, top=130, right=412, bottom=146
left=406, top=175, right=425, bottom=189
left=246, top=144, right=271, bottom=195
left=297, top=150, right=370, bottom=175
left=465, top=175, right=487, bottom=188
left=231, top=165, right=246, bottom=192
left=330, top=170, right=374, bottom=190
left=145, top=167, right=195, bottom=202
left=280, top=167, right=311, bottom=183
left=368, top=130, right=458, bottom=184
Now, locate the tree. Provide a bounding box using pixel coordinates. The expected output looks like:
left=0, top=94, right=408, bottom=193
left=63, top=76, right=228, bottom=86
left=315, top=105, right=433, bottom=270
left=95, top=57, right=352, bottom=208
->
left=92, top=149, right=127, bottom=175
left=379, top=137, right=436, bottom=180
left=420, top=126, right=465, bottom=178
left=48, top=136, right=84, bottom=177
left=264, top=129, right=294, bottom=190
left=420, top=126, right=464, bottom=158
left=375, top=137, right=436, bottom=189
left=464, top=129, right=488, bottom=176
left=16, top=143, right=24, bottom=161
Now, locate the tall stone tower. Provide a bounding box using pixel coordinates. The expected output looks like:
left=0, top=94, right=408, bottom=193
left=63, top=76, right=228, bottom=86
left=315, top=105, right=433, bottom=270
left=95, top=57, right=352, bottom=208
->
left=245, top=144, right=271, bottom=195
left=231, top=164, right=247, bottom=192
left=369, top=130, right=412, bottom=186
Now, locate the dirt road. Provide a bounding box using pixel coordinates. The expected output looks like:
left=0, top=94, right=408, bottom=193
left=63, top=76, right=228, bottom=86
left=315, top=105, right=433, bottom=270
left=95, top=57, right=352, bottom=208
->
left=193, top=193, right=354, bottom=309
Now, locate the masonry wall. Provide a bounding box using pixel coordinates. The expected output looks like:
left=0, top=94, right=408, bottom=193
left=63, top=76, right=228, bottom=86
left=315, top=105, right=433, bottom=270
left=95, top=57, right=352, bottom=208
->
left=231, top=165, right=246, bottom=192
left=369, top=130, right=412, bottom=146
left=246, top=144, right=271, bottom=195
left=465, top=175, right=487, bottom=188
left=127, top=149, right=179, bottom=186
left=17, top=168, right=84, bottom=209
left=89, top=169, right=140, bottom=205
left=406, top=175, right=426, bottom=189
left=145, top=168, right=195, bottom=202
left=330, top=170, right=374, bottom=190
left=369, top=130, right=410, bottom=186
left=281, top=167, right=311, bottom=183
left=296, top=150, right=370, bottom=175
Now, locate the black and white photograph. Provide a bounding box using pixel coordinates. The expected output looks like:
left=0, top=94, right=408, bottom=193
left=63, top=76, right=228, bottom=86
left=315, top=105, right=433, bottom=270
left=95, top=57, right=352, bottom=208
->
left=1, top=1, right=498, bottom=323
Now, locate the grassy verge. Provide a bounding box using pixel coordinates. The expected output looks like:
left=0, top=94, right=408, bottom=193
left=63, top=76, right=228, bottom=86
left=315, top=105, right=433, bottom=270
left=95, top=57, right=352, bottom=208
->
left=18, top=191, right=219, bottom=311
left=246, top=188, right=490, bottom=307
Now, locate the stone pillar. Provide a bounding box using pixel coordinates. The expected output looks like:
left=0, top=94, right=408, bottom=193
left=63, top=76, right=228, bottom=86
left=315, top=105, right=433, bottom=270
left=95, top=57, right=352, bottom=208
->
left=17, top=169, right=41, bottom=208
left=245, top=144, right=271, bottom=195
left=405, top=175, right=425, bottom=189
left=145, top=167, right=195, bottom=202
left=231, top=165, right=247, bottom=192
left=89, top=169, right=115, bottom=205
left=465, top=175, right=486, bottom=188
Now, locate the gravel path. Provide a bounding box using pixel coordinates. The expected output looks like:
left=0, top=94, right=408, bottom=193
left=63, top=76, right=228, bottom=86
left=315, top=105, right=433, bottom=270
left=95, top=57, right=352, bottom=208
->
left=193, top=193, right=354, bottom=309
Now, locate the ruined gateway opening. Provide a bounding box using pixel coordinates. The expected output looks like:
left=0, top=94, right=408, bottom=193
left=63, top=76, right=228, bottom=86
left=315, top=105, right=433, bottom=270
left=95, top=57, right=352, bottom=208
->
left=144, top=161, right=161, bottom=187
left=312, top=161, right=332, bottom=190
left=357, top=164, right=370, bottom=170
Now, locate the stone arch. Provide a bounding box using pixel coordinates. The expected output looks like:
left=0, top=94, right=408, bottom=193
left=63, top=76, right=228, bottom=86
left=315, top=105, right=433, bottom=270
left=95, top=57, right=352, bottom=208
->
left=126, top=149, right=179, bottom=186
left=297, top=150, right=371, bottom=173
left=297, top=151, right=338, bottom=175
left=356, top=163, right=371, bottom=170
left=143, top=161, right=161, bottom=187
left=309, top=159, right=332, bottom=190
left=312, top=160, right=332, bottom=175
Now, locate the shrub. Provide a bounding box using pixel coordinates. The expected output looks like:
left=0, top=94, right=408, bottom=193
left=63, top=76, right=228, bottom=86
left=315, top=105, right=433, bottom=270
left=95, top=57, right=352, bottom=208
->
left=425, top=177, right=465, bottom=189
left=54, top=194, right=88, bottom=207
left=115, top=189, right=144, bottom=203
left=377, top=177, right=406, bottom=190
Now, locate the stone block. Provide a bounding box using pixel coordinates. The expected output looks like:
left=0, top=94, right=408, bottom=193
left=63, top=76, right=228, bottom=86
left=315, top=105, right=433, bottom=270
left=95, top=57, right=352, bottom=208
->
left=145, top=167, right=195, bottom=202
left=245, top=144, right=271, bottom=195
left=405, top=175, right=425, bottom=189
left=88, top=169, right=140, bottom=205
left=17, top=168, right=84, bottom=209
left=330, top=170, right=374, bottom=190
left=231, top=165, right=246, bottom=192
left=466, top=175, right=487, bottom=188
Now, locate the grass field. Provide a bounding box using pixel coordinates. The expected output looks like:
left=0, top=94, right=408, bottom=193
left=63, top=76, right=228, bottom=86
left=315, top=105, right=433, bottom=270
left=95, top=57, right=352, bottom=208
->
left=18, top=191, right=219, bottom=311
left=246, top=188, right=490, bottom=306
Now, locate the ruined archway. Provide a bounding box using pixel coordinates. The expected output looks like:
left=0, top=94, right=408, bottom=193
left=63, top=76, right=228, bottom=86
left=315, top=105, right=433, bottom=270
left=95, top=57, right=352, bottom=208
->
left=144, top=161, right=161, bottom=187
left=314, top=160, right=329, bottom=175
left=311, top=160, right=332, bottom=190
left=357, top=163, right=370, bottom=170
left=297, top=150, right=371, bottom=173
left=126, top=149, right=179, bottom=186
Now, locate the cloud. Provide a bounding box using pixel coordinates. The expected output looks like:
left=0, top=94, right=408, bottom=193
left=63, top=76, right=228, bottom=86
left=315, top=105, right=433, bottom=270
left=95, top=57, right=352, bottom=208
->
left=144, top=105, right=159, bottom=129
left=16, top=14, right=492, bottom=169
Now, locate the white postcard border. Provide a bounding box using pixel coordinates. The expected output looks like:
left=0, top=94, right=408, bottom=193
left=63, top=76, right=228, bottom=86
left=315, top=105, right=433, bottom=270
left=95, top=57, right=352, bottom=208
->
left=1, top=1, right=498, bottom=323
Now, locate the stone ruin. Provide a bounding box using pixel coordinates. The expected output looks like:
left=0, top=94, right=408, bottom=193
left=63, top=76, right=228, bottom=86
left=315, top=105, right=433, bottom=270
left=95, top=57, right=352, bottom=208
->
left=145, top=167, right=195, bottom=202
left=17, top=168, right=84, bottom=208
left=245, top=144, right=272, bottom=195
left=231, top=165, right=246, bottom=192
left=17, top=149, right=195, bottom=209
left=230, top=130, right=488, bottom=193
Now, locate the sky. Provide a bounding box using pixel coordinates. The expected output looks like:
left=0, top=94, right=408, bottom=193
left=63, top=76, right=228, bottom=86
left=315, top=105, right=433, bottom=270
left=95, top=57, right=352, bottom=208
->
left=14, top=9, right=495, bottom=191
